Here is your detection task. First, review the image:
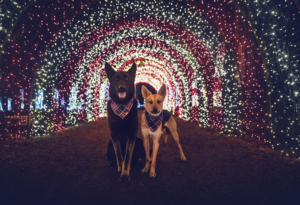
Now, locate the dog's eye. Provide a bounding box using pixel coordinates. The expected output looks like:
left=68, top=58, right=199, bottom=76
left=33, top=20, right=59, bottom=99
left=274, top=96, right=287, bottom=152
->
left=157, top=100, right=161, bottom=104
left=115, top=77, right=119, bottom=81
left=149, top=101, right=153, bottom=104
left=125, top=77, right=128, bottom=81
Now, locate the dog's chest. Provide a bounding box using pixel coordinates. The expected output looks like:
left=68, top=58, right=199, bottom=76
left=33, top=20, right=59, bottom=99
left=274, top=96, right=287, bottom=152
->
left=144, top=111, right=163, bottom=132
left=111, top=98, right=134, bottom=119
left=107, top=100, right=138, bottom=134
left=141, top=115, right=162, bottom=138
left=149, top=129, right=162, bottom=138
left=142, top=126, right=162, bottom=139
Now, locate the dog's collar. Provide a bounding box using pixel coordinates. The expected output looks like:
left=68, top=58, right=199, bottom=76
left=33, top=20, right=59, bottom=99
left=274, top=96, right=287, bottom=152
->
left=145, top=111, right=163, bottom=132
left=111, top=98, right=134, bottom=119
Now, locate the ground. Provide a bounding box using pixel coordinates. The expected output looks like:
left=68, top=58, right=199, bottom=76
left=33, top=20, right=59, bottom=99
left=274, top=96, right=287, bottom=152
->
left=1, top=113, right=300, bottom=205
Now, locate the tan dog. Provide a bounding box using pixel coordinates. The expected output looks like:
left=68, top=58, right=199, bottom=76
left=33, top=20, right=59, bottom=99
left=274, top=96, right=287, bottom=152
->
left=141, top=84, right=186, bottom=177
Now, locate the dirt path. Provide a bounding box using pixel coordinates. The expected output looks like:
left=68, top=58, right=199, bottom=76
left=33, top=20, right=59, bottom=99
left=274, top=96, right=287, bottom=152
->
left=1, top=116, right=300, bottom=205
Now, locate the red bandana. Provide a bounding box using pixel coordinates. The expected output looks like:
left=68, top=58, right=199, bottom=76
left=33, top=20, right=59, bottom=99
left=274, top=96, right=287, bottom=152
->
left=111, top=98, right=134, bottom=119
left=145, top=111, right=163, bottom=132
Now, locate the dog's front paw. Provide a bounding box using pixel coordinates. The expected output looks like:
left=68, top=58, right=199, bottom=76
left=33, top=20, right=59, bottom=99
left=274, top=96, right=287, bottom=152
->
left=149, top=172, right=156, bottom=177
left=141, top=166, right=149, bottom=173
left=119, top=174, right=130, bottom=182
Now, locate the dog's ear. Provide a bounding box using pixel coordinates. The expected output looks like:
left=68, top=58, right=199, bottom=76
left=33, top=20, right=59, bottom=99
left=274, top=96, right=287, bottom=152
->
left=158, top=84, right=167, bottom=100
left=105, top=63, right=115, bottom=80
left=128, top=62, right=137, bottom=79
left=142, top=85, right=152, bottom=100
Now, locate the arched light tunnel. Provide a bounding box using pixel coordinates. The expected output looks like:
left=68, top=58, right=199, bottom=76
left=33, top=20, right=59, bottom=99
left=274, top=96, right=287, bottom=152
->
left=0, top=0, right=300, bottom=158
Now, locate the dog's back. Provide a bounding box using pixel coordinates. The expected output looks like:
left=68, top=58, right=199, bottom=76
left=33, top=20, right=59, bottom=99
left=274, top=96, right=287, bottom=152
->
left=162, top=110, right=171, bottom=125
left=161, top=110, right=171, bottom=145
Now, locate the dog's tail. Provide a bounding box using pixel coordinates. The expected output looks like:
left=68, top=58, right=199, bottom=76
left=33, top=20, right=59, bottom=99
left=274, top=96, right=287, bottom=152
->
left=162, top=127, right=170, bottom=146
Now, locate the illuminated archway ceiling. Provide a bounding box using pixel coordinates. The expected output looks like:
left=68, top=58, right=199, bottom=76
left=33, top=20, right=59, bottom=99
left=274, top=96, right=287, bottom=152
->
left=1, top=0, right=300, bottom=157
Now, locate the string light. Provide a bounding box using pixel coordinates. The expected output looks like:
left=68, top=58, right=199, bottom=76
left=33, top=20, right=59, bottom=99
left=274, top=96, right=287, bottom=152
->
left=0, top=0, right=299, bottom=159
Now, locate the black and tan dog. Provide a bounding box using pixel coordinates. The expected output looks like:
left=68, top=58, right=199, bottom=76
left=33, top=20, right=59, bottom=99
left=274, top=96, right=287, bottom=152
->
left=105, top=62, right=138, bottom=181
left=141, top=84, right=186, bottom=177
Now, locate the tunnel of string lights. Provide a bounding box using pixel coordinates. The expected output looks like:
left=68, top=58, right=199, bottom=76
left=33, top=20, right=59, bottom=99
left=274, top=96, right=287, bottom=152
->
left=0, top=0, right=300, bottom=158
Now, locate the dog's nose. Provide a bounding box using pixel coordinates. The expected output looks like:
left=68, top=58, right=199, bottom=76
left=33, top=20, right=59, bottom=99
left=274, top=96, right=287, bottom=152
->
left=118, top=85, right=126, bottom=92
left=153, top=108, right=158, bottom=113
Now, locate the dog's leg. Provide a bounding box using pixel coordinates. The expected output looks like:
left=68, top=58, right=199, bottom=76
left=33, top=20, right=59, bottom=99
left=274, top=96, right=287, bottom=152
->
left=171, top=130, right=187, bottom=161
left=112, top=140, right=123, bottom=173
left=150, top=135, right=160, bottom=177
left=166, top=117, right=187, bottom=161
left=141, top=134, right=151, bottom=173
left=120, top=138, right=135, bottom=181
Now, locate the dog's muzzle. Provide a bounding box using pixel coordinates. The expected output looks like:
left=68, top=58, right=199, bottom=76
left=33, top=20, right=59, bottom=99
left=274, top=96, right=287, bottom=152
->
left=118, top=85, right=127, bottom=99
left=152, top=108, right=159, bottom=114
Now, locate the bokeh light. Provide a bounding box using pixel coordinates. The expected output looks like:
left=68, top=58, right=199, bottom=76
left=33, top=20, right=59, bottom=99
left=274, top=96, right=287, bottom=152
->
left=1, top=0, right=300, bottom=158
